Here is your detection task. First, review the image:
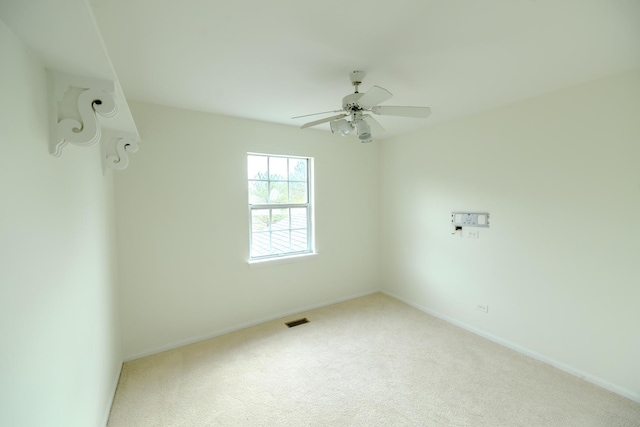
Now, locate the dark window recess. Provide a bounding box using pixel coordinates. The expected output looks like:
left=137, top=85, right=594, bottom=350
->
left=285, top=318, right=309, bottom=328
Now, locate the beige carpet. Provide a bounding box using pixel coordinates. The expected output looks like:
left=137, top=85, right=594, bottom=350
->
left=107, top=293, right=640, bottom=426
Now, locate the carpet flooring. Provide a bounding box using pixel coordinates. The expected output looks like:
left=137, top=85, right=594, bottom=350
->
left=107, top=293, right=640, bottom=426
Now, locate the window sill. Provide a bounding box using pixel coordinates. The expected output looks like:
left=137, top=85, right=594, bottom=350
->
left=248, top=252, right=318, bottom=268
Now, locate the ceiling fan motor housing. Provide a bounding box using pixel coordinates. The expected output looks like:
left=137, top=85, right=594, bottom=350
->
left=342, top=92, right=364, bottom=112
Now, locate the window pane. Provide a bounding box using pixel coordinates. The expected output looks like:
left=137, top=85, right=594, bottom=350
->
left=289, top=158, right=307, bottom=181
left=290, top=208, right=307, bottom=229
left=268, top=182, right=288, bottom=204
left=248, top=154, right=312, bottom=260
left=251, top=209, right=270, bottom=231
left=291, top=229, right=308, bottom=252
left=271, top=208, right=289, bottom=231
left=271, top=231, right=290, bottom=254
left=251, top=231, right=270, bottom=258
left=289, top=182, right=307, bottom=203
left=247, top=155, right=268, bottom=180
left=248, top=180, right=268, bottom=204
left=269, top=157, right=288, bottom=180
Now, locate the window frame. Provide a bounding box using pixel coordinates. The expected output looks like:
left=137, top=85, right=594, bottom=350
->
left=247, top=153, right=314, bottom=261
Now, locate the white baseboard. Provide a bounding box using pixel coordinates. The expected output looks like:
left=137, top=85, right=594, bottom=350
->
left=123, top=289, right=380, bottom=362
left=381, top=290, right=640, bottom=404
left=102, top=359, right=123, bottom=427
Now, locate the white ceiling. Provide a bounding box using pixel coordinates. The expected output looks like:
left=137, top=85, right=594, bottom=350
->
left=87, top=0, right=639, bottom=139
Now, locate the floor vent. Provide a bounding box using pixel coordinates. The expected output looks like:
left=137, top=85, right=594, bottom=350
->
left=285, top=318, right=309, bottom=328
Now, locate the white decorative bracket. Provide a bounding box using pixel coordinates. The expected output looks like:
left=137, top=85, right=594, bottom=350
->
left=47, top=70, right=140, bottom=171
left=48, top=71, right=116, bottom=156
left=101, top=129, right=140, bottom=173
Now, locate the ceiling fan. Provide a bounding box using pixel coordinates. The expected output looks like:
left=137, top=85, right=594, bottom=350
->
left=293, top=70, right=431, bottom=143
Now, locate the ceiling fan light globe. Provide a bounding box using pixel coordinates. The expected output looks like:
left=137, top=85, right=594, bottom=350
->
left=343, top=121, right=356, bottom=136
left=359, top=132, right=372, bottom=143
left=355, top=119, right=371, bottom=137
left=355, top=119, right=372, bottom=142
left=331, top=119, right=354, bottom=137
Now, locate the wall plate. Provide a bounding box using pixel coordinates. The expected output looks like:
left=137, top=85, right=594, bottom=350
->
left=452, top=212, right=490, bottom=227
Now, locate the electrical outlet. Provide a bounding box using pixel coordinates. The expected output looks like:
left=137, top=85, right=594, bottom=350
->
left=476, top=304, right=489, bottom=313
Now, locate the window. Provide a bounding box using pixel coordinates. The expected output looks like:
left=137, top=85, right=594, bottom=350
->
left=247, top=153, right=313, bottom=260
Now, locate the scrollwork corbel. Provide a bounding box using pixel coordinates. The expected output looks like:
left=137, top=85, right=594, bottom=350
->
left=48, top=71, right=118, bottom=156
left=47, top=70, right=140, bottom=171
left=101, top=131, right=140, bottom=172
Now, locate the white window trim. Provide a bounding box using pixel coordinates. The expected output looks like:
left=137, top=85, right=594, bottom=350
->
left=247, top=153, right=315, bottom=262
left=247, top=252, right=318, bottom=268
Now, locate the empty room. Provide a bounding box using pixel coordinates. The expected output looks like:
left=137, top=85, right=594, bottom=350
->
left=1, top=0, right=639, bottom=426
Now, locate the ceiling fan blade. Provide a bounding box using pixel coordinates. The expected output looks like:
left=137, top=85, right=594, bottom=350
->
left=357, top=86, right=393, bottom=109
left=370, top=106, right=431, bottom=118
left=362, top=115, right=385, bottom=135
left=292, top=110, right=343, bottom=119
left=301, top=113, right=347, bottom=129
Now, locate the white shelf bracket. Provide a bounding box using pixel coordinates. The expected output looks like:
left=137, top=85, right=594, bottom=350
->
left=101, top=129, right=140, bottom=173
left=48, top=70, right=115, bottom=155
left=47, top=70, right=140, bottom=171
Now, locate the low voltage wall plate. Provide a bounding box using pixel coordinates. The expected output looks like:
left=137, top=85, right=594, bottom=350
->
left=452, top=212, right=490, bottom=227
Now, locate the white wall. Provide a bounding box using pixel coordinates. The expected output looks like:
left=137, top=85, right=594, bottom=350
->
left=115, top=102, right=380, bottom=359
left=380, top=69, right=640, bottom=401
left=0, top=20, right=122, bottom=426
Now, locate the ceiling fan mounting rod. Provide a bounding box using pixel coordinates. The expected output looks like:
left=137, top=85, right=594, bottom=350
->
left=350, top=70, right=365, bottom=93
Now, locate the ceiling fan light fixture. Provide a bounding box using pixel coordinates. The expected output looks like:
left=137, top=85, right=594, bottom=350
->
left=330, top=119, right=354, bottom=136
left=355, top=120, right=372, bottom=143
